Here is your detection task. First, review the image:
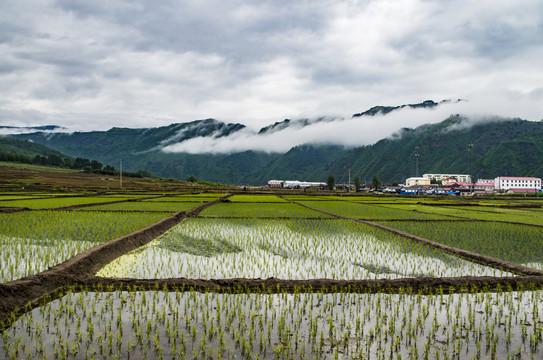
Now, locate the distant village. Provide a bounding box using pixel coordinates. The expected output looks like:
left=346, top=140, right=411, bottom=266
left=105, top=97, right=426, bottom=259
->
left=267, top=174, right=543, bottom=195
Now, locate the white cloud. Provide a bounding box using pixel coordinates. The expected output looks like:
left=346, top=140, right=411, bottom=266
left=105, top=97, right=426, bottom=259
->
left=0, top=0, right=542, bottom=138
left=161, top=101, right=458, bottom=153
left=162, top=94, right=543, bottom=154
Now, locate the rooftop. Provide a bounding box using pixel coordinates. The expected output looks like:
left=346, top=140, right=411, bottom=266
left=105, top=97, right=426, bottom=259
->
left=496, top=177, right=541, bottom=180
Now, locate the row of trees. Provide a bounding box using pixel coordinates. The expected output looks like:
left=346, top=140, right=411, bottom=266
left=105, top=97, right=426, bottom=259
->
left=0, top=150, right=152, bottom=178
left=32, top=154, right=115, bottom=173
left=28, top=153, right=114, bottom=173
left=1, top=150, right=108, bottom=172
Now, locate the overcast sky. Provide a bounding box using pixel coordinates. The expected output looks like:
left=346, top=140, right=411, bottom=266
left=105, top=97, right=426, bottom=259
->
left=1, top=0, right=543, bottom=138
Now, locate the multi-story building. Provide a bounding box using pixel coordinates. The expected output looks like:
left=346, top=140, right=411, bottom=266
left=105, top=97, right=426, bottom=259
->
left=494, top=177, right=542, bottom=192
left=422, top=173, right=472, bottom=184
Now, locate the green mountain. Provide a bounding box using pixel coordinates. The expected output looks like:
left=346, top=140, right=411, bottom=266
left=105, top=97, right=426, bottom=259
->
left=5, top=103, right=543, bottom=185
left=10, top=119, right=281, bottom=184
left=0, top=137, right=66, bottom=158
left=331, top=115, right=543, bottom=183
left=253, top=144, right=348, bottom=184
left=351, top=99, right=449, bottom=117
left=12, top=119, right=245, bottom=160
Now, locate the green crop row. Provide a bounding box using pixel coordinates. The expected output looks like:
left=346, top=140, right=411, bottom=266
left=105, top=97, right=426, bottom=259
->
left=0, top=210, right=172, bottom=282
left=98, top=218, right=509, bottom=280
left=380, top=220, right=543, bottom=268
left=84, top=201, right=196, bottom=212
left=199, top=202, right=332, bottom=218
left=0, top=196, right=146, bottom=209
left=2, top=288, right=542, bottom=359
left=228, top=194, right=288, bottom=203
left=382, top=204, right=543, bottom=225
left=296, top=201, right=453, bottom=220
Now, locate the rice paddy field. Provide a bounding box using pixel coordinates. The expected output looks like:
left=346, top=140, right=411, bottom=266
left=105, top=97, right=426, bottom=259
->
left=2, top=191, right=543, bottom=359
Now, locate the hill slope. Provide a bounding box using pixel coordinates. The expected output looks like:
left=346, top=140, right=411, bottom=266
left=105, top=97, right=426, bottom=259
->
left=6, top=105, right=543, bottom=185
left=0, top=137, right=66, bottom=158
left=330, top=116, right=543, bottom=183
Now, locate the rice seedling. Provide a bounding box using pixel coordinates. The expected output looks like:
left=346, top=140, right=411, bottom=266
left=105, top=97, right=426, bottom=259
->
left=295, top=200, right=454, bottom=220
left=3, top=192, right=543, bottom=360
left=199, top=202, right=332, bottom=218
left=0, top=210, right=172, bottom=282
left=228, top=195, right=289, bottom=203
left=82, top=201, right=195, bottom=212
left=2, top=287, right=543, bottom=359
left=0, top=196, right=146, bottom=209
left=97, top=218, right=511, bottom=279
left=382, top=203, right=543, bottom=225
left=0, top=194, right=52, bottom=201
left=381, top=220, right=543, bottom=270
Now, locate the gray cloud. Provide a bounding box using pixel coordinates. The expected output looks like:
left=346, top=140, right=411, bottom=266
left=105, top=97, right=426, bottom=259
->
left=0, top=0, right=541, bottom=138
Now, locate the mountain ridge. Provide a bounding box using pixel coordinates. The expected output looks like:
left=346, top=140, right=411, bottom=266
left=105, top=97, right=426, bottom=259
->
left=3, top=101, right=542, bottom=185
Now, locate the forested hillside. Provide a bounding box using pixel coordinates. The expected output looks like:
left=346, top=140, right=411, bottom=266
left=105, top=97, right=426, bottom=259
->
left=6, top=114, right=543, bottom=185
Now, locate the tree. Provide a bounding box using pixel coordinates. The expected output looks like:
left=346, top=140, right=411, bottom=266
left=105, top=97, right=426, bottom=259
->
left=392, top=181, right=399, bottom=186
left=136, top=169, right=153, bottom=178
left=73, top=157, right=91, bottom=169
left=47, top=154, right=63, bottom=167
left=354, top=176, right=361, bottom=190
left=372, top=175, right=382, bottom=190
left=327, top=174, right=335, bottom=190
left=187, top=175, right=197, bottom=183
left=90, top=160, right=103, bottom=171
left=62, top=157, right=73, bottom=168
left=32, top=155, right=47, bottom=165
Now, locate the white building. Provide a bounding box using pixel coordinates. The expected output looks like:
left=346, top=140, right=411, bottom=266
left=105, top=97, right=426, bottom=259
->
left=472, top=179, right=495, bottom=191
left=267, top=180, right=326, bottom=189
left=494, top=177, right=542, bottom=192
left=405, top=177, right=431, bottom=186
left=267, top=180, right=283, bottom=188
left=423, top=173, right=472, bottom=184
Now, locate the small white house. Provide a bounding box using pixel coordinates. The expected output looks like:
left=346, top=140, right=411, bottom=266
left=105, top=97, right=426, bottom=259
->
left=267, top=180, right=283, bottom=188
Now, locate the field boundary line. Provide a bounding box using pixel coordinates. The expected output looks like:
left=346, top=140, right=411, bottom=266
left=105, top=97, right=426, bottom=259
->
left=74, top=275, right=543, bottom=295
left=4, top=274, right=543, bottom=331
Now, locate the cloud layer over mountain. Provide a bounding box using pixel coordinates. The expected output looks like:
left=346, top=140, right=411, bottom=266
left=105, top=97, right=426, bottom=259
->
left=1, top=0, right=542, bottom=136
left=161, top=99, right=520, bottom=154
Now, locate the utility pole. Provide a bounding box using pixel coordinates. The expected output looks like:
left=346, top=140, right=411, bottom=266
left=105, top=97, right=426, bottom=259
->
left=468, top=143, right=473, bottom=182
left=348, top=169, right=351, bottom=193
left=120, top=160, right=123, bottom=189
left=415, top=147, right=420, bottom=177
left=468, top=143, right=473, bottom=192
